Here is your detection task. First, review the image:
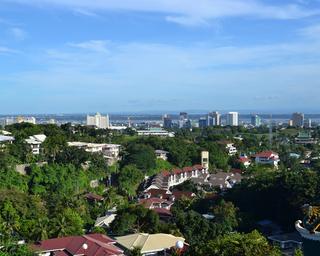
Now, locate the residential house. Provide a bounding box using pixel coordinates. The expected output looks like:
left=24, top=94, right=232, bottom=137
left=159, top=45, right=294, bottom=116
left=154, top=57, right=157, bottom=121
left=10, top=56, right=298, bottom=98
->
left=115, top=233, right=186, bottom=256
left=25, top=134, right=46, bottom=155
left=33, top=233, right=124, bottom=256
left=253, top=151, right=280, bottom=167
left=94, top=208, right=117, bottom=228
left=155, top=150, right=169, bottom=161
left=68, top=142, right=121, bottom=165
left=218, top=140, right=237, bottom=155
left=145, top=165, right=208, bottom=191
left=0, top=135, right=15, bottom=152
left=238, top=156, right=251, bottom=168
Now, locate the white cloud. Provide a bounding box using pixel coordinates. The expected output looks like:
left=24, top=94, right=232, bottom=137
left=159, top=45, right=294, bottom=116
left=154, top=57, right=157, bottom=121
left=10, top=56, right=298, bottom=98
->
left=165, top=16, right=209, bottom=27
left=68, top=40, right=110, bottom=53
left=73, top=8, right=99, bottom=18
left=4, top=0, right=320, bottom=25
left=9, top=27, right=27, bottom=40
left=0, top=46, right=17, bottom=54
left=299, top=24, right=320, bottom=39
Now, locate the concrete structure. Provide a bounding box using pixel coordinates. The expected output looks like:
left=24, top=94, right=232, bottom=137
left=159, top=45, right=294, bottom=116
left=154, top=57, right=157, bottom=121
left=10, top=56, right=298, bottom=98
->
left=209, top=111, right=221, bottom=126
left=94, top=208, right=117, bottom=228
left=218, top=141, right=237, bottom=156
left=226, top=112, right=239, bottom=126
left=163, top=114, right=173, bottom=129
left=34, top=234, right=124, bottom=256
left=68, top=142, right=121, bottom=165
left=253, top=151, right=280, bottom=167
left=25, top=134, right=46, bottom=155
left=155, top=150, right=169, bottom=161
left=145, top=165, right=207, bottom=191
left=0, top=135, right=15, bottom=151
left=87, top=113, right=110, bottom=129
left=201, top=151, right=209, bottom=170
left=295, top=131, right=317, bottom=145
left=292, top=112, right=304, bottom=127
left=137, top=128, right=175, bottom=137
left=178, top=112, right=191, bottom=129
left=251, top=114, right=262, bottom=127
left=190, top=171, right=242, bottom=190
left=115, top=233, right=186, bottom=256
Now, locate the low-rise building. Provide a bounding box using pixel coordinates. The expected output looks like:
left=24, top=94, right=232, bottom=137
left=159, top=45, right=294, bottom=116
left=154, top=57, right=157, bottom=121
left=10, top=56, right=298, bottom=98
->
left=137, top=128, right=175, bottom=137
left=155, top=150, right=169, bottom=161
left=0, top=135, right=15, bottom=151
left=145, top=165, right=207, bottom=191
left=115, top=233, right=186, bottom=256
left=295, top=131, right=317, bottom=145
left=25, top=134, right=46, bottom=155
left=218, top=140, right=237, bottom=155
left=253, top=151, right=280, bottom=167
left=94, top=208, right=117, bottom=228
left=238, top=156, right=251, bottom=168
left=68, top=142, right=121, bottom=165
left=33, top=234, right=124, bottom=256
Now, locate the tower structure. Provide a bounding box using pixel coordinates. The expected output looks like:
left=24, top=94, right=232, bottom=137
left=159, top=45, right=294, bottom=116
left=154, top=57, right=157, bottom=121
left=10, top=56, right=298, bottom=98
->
left=201, top=151, right=209, bottom=170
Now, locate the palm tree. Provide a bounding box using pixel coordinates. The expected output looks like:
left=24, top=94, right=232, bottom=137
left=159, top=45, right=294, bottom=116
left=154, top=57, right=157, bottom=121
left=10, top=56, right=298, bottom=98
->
left=33, top=217, right=49, bottom=241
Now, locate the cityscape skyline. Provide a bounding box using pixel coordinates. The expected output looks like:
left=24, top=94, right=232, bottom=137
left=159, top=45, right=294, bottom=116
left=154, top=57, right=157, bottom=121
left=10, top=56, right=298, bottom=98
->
left=1, top=0, right=320, bottom=113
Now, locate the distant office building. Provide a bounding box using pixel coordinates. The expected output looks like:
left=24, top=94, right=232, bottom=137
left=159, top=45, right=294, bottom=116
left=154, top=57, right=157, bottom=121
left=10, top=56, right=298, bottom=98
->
left=179, top=112, right=191, bottom=129
left=288, top=120, right=293, bottom=127
left=251, top=114, right=262, bottom=127
left=87, top=113, right=110, bottom=129
left=209, top=111, right=221, bottom=126
left=179, top=112, right=188, bottom=120
left=304, top=119, right=312, bottom=129
left=5, top=116, right=36, bottom=125
left=226, top=112, right=239, bottom=126
left=163, top=114, right=173, bottom=129
left=199, top=117, right=208, bottom=128
left=292, top=112, right=304, bottom=127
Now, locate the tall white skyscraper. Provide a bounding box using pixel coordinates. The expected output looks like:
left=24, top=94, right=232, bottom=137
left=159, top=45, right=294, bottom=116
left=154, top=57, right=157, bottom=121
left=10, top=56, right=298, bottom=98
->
left=210, top=111, right=221, bottom=126
left=226, top=112, right=239, bottom=126
left=87, top=113, right=110, bottom=129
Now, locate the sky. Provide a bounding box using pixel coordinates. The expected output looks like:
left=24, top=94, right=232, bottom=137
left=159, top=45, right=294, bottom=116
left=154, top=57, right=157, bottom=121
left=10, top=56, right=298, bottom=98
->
left=1, top=0, right=320, bottom=114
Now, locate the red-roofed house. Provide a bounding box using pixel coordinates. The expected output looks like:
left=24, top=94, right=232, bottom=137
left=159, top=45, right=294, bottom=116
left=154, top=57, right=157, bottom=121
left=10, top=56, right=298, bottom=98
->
left=253, top=151, right=280, bottom=167
left=238, top=156, right=251, bottom=168
left=33, top=233, right=124, bottom=256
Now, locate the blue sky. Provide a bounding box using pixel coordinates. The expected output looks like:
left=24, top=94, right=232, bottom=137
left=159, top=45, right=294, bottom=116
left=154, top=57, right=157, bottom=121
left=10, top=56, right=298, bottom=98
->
left=1, top=0, right=320, bottom=114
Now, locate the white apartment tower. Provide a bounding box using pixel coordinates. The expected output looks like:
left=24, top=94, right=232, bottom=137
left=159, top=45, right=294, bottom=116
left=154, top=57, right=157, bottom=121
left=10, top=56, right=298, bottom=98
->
left=226, top=112, right=239, bottom=126
left=87, top=113, right=110, bottom=129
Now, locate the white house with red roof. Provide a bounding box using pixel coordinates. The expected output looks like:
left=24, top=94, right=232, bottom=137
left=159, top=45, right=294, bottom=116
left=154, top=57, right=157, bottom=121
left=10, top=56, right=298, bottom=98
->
left=253, top=151, right=280, bottom=167
left=238, top=156, right=251, bottom=168
left=33, top=234, right=124, bottom=256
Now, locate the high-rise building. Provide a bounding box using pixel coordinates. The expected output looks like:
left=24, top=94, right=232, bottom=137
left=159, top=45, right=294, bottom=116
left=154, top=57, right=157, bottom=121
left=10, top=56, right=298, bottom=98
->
left=209, top=111, right=221, bottom=126
left=178, top=112, right=191, bottom=129
left=304, top=118, right=312, bottom=129
left=199, top=117, right=208, bottom=128
left=292, top=112, right=304, bottom=127
left=163, top=114, right=173, bottom=129
left=251, top=114, right=262, bottom=127
left=226, top=112, right=239, bottom=126
left=87, top=113, right=110, bottom=129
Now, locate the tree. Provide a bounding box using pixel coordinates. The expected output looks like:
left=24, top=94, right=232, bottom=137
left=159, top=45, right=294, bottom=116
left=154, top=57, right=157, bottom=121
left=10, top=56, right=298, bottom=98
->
left=187, top=230, right=281, bottom=256
left=109, top=205, right=160, bottom=235
left=212, top=200, right=238, bottom=233
left=129, top=247, right=142, bottom=256
left=43, top=135, right=67, bottom=163
left=117, top=165, right=144, bottom=197
left=122, top=144, right=156, bottom=173
left=52, top=208, right=84, bottom=237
